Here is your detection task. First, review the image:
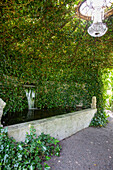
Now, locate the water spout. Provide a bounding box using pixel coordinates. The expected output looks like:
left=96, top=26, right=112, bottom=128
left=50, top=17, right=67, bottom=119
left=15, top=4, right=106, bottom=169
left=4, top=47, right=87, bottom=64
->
left=25, top=89, right=35, bottom=109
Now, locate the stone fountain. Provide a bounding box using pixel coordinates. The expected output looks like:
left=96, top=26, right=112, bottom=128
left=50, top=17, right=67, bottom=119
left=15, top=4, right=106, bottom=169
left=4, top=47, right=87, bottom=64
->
left=1, top=96, right=97, bottom=141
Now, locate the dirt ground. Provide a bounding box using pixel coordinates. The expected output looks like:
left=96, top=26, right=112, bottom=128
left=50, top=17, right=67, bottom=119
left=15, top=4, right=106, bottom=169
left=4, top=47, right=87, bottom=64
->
left=46, top=110, right=113, bottom=170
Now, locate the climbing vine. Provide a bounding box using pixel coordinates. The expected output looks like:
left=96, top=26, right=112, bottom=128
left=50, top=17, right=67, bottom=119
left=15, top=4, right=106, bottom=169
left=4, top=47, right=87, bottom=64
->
left=0, top=0, right=113, bottom=126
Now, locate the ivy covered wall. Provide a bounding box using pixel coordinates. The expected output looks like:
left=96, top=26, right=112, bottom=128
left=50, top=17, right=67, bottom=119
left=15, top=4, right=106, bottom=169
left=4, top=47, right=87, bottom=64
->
left=0, top=64, right=107, bottom=116
left=0, top=0, right=113, bottom=126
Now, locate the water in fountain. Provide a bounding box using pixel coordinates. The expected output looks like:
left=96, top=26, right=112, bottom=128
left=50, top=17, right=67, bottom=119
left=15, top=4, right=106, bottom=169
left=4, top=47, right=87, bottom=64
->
left=2, top=106, right=80, bottom=126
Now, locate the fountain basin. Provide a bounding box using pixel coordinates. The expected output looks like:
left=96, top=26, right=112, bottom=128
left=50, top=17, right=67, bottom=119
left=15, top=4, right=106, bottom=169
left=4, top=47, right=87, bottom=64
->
left=6, top=108, right=97, bottom=142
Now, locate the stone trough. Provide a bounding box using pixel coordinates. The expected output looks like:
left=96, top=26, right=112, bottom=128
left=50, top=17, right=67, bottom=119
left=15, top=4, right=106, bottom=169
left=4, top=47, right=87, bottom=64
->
left=0, top=98, right=97, bottom=142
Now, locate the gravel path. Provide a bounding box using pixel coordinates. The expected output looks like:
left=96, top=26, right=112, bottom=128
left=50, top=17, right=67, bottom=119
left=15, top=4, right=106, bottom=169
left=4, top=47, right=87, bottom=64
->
left=46, top=111, right=113, bottom=170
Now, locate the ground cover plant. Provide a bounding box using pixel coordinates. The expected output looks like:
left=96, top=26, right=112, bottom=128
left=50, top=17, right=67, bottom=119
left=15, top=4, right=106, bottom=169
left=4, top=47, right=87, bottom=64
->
left=0, top=126, right=61, bottom=170
left=90, top=109, right=109, bottom=127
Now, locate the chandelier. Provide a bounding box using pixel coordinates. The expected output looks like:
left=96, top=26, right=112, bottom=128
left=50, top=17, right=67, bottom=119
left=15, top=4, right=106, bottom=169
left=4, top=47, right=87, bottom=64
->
left=76, top=0, right=113, bottom=37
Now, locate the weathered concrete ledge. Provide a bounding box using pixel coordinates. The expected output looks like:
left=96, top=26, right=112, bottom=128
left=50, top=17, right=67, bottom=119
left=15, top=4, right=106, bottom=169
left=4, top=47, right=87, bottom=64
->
left=6, top=108, right=97, bottom=142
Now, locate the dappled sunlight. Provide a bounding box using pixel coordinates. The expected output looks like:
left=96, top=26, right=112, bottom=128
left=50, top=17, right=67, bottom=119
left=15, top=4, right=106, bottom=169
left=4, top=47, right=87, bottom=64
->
left=105, top=110, right=113, bottom=118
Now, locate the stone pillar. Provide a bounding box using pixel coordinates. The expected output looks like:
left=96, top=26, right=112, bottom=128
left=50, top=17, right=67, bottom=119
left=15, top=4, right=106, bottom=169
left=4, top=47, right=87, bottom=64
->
left=0, top=98, right=6, bottom=127
left=91, top=96, right=96, bottom=109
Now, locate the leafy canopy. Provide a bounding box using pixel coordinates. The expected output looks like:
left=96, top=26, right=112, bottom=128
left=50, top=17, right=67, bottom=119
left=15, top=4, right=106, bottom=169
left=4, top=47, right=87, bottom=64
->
left=0, top=0, right=113, bottom=126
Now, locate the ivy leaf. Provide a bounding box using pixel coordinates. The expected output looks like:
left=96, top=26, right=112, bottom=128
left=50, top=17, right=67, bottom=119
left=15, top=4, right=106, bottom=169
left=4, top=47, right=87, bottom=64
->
left=45, top=156, right=51, bottom=161
left=44, top=163, right=51, bottom=170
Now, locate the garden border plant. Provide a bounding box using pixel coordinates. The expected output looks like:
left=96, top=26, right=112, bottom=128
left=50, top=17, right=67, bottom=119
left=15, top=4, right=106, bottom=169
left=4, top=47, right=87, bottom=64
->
left=0, top=125, right=61, bottom=170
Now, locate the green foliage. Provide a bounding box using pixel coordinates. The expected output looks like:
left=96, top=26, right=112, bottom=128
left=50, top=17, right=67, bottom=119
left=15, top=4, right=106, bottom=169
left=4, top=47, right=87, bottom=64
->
left=0, top=126, right=61, bottom=170
left=1, top=80, right=27, bottom=114
left=102, top=70, right=113, bottom=110
left=90, top=69, right=113, bottom=127
left=90, top=109, right=108, bottom=127
left=0, top=1, right=113, bottom=125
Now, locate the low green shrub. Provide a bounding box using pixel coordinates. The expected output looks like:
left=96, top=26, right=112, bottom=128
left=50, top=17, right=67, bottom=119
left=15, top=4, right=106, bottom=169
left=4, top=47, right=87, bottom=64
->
left=0, top=126, right=61, bottom=170
left=90, top=110, right=108, bottom=127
